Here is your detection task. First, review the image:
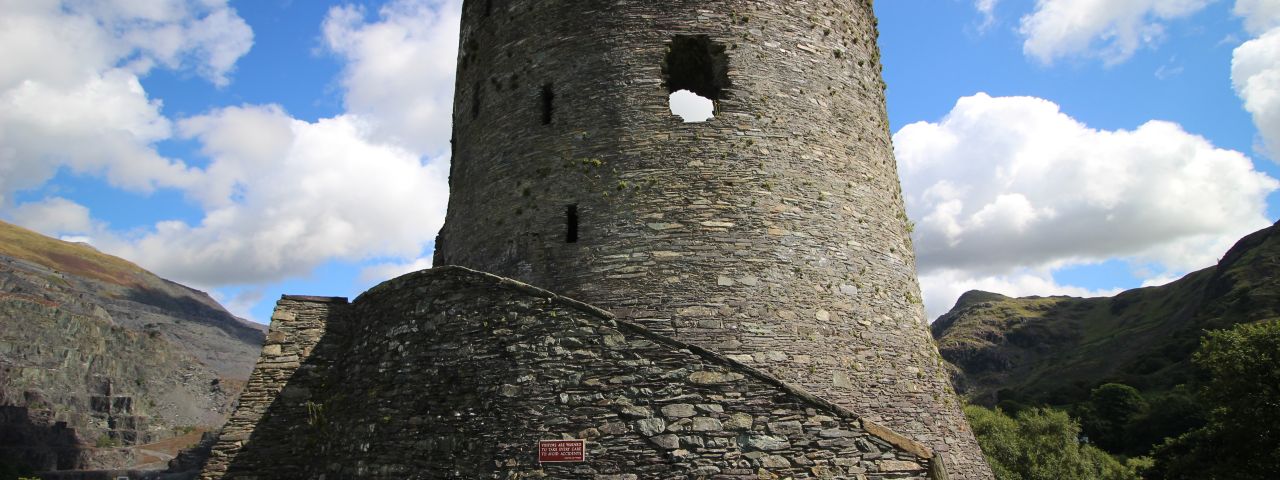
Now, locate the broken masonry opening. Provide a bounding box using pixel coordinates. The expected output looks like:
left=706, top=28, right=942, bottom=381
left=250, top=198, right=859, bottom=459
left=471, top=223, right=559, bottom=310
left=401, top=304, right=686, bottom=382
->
left=565, top=204, right=579, bottom=243
left=664, top=35, right=729, bottom=123
left=541, top=84, right=555, bottom=125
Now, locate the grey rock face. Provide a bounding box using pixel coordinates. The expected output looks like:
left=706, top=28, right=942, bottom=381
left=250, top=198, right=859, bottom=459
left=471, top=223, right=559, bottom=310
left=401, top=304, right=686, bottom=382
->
left=0, top=224, right=263, bottom=472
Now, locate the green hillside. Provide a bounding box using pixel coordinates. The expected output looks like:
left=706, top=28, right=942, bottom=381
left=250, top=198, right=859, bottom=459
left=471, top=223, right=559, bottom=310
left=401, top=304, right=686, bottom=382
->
left=0, top=220, right=149, bottom=287
left=933, top=220, right=1280, bottom=407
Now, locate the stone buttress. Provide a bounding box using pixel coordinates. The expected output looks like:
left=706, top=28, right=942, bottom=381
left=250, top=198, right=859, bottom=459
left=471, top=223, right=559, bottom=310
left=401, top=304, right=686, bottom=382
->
left=433, top=0, right=991, bottom=477
left=200, top=296, right=348, bottom=479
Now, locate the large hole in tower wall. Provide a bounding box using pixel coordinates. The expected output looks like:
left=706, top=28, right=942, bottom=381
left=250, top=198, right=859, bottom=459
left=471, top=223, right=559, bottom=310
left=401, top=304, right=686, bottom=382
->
left=664, top=35, right=729, bottom=123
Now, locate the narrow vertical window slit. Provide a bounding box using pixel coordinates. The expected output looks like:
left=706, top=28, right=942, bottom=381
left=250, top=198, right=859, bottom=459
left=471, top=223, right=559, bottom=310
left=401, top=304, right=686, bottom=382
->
left=565, top=204, right=579, bottom=243
left=541, top=83, right=555, bottom=125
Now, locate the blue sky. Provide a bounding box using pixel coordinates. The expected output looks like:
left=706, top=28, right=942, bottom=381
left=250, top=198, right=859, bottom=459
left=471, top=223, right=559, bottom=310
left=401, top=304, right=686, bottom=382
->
left=2, top=0, right=1277, bottom=322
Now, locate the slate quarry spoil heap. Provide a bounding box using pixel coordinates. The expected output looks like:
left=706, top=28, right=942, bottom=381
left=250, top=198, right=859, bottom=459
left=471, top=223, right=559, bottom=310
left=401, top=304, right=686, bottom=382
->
left=201, top=1, right=993, bottom=478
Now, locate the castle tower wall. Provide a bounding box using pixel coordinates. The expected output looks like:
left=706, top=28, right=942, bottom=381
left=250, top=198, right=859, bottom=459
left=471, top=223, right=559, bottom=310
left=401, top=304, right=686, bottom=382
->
left=434, top=1, right=991, bottom=477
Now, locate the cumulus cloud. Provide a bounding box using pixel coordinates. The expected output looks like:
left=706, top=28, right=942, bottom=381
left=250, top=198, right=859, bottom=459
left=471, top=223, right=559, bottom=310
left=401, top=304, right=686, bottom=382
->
left=2, top=0, right=255, bottom=87
left=1235, top=0, right=1280, bottom=34
left=0, top=0, right=252, bottom=207
left=896, top=93, right=1278, bottom=316
left=359, top=256, right=434, bottom=284
left=322, top=0, right=462, bottom=156
left=8, top=197, right=94, bottom=236
left=0, top=0, right=458, bottom=291
left=1019, top=0, right=1212, bottom=65
left=210, top=288, right=265, bottom=322
left=1232, top=5, right=1280, bottom=160
left=975, top=0, right=999, bottom=30
left=920, top=268, right=1122, bottom=319
left=97, top=106, right=450, bottom=287
left=0, top=69, right=198, bottom=205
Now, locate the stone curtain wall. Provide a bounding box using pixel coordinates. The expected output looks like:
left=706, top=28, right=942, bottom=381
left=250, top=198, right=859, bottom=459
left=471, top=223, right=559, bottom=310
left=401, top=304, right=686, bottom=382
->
left=433, top=1, right=990, bottom=477
left=200, top=296, right=348, bottom=479
left=201, top=267, right=940, bottom=479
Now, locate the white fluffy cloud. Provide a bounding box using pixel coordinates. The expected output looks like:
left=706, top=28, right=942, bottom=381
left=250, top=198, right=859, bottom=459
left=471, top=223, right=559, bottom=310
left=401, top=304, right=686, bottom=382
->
left=0, top=0, right=459, bottom=290
left=0, top=0, right=248, bottom=90
left=921, top=268, right=1122, bottom=319
left=8, top=197, right=94, bottom=236
left=1019, top=0, right=1212, bottom=64
left=1235, top=0, right=1280, bottom=34
left=896, top=93, right=1278, bottom=317
left=322, top=0, right=462, bottom=156
left=359, top=256, right=435, bottom=284
left=96, top=106, right=450, bottom=286
left=975, top=0, right=999, bottom=29
left=1232, top=5, right=1280, bottom=160
left=0, top=0, right=251, bottom=207
left=0, top=69, right=199, bottom=205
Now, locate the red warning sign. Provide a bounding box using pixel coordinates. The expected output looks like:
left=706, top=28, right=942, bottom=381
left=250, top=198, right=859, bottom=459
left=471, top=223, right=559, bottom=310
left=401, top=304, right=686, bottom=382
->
left=538, top=439, right=586, bottom=463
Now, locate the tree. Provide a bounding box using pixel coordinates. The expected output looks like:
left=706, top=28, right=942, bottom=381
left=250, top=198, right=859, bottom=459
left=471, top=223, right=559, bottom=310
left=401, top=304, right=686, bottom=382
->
left=1152, top=319, right=1280, bottom=479
left=1125, top=386, right=1204, bottom=456
left=965, top=405, right=1139, bottom=480
left=1079, top=383, right=1147, bottom=453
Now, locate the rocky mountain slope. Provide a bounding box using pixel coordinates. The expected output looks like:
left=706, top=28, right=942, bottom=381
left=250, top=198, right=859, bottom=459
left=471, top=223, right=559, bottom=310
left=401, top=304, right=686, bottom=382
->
left=932, top=220, right=1279, bottom=406
left=0, top=220, right=264, bottom=473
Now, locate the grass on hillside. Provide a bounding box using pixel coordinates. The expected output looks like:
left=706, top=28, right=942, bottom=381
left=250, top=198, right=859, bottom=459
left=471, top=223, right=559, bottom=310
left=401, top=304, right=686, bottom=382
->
left=0, top=220, right=146, bottom=287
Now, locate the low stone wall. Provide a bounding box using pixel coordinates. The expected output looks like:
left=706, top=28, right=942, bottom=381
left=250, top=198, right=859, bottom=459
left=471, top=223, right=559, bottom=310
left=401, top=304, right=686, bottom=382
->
left=201, top=267, right=941, bottom=479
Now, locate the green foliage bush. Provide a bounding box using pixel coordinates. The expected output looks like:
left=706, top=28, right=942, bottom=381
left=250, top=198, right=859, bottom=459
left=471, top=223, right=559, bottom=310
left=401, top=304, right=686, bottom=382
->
left=965, top=405, right=1142, bottom=480
left=1078, top=383, right=1148, bottom=453
left=1150, top=319, right=1280, bottom=479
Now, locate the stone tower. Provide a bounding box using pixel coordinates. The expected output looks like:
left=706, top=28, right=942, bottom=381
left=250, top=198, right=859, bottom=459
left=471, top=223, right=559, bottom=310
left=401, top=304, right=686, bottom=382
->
left=435, top=0, right=992, bottom=478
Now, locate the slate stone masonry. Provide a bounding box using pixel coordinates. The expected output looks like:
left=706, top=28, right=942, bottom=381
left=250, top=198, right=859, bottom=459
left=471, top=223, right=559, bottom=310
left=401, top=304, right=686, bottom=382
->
left=433, top=0, right=991, bottom=477
left=202, top=267, right=944, bottom=479
left=199, top=296, right=348, bottom=479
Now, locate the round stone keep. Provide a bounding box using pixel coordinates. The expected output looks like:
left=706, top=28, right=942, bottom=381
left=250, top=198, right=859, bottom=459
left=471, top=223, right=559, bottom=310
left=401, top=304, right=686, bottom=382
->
left=434, top=1, right=992, bottom=477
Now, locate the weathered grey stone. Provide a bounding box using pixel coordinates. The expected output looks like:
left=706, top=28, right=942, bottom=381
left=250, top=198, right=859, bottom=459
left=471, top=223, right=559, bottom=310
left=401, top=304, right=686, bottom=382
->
left=635, top=418, right=665, bottom=436
left=619, top=405, right=651, bottom=419
left=742, top=434, right=791, bottom=451
left=660, top=404, right=696, bottom=418
left=688, top=370, right=744, bottom=385
left=724, top=412, right=754, bottom=430
left=760, top=455, right=791, bottom=468
left=650, top=434, right=680, bottom=450
left=690, top=417, right=722, bottom=432
left=880, top=459, right=925, bottom=472
left=768, top=421, right=804, bottom=436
